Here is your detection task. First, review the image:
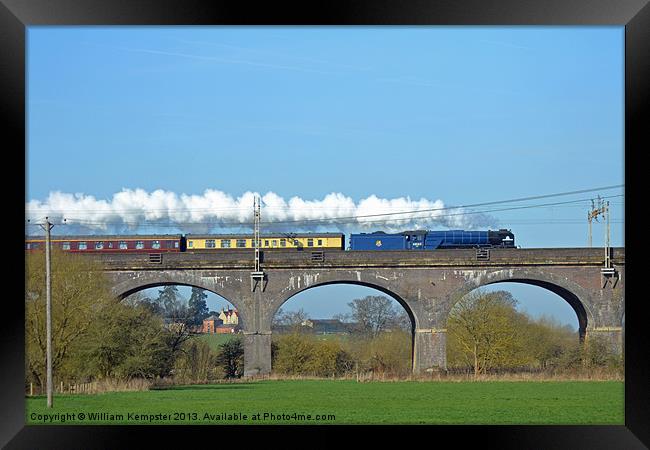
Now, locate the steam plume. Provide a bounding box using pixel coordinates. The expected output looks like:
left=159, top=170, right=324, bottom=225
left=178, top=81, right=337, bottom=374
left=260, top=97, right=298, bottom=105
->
left=26, top=189, right=496, bottom=235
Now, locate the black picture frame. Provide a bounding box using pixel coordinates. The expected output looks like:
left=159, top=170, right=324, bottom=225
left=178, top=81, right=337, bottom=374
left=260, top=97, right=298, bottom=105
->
left=3, top=0, right=648, bottom=447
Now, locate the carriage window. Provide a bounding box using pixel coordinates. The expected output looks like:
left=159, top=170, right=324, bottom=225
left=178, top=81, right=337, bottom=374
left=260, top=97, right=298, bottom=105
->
left=236, top=239, right=246, bottom=248
left=136, top=241, right=144, bottom=249
left=62, top=242, right=70, bottom=250
left=152, top=240, right=161, bottom=249
left=272, top=240, right=278, bottom=247
left=119, top=241, right=128, bottom=249
left=206, top=240, right=216, bottom=248
left=318, top=239, right=323, bottom=246
left=264, top=240, right=269, bottom=247
left=221, top=240, right=231, bottom=248
left=293, top=239, right=299, bottom=246
left=188, top=241, right=193, bottom=248
left=95, top=241, right=104, bottom=250
left=307, top=239, right=314, bottom=247
left=78, top=242, right=87, bottom=250
left=280, top=239, right=286, bottom=247
left=174, top=241, right=179, bottom=248
left=108, top=242, right=113, bottom=248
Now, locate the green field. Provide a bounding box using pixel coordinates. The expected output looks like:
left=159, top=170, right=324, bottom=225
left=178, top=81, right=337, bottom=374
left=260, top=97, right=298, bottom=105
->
left=26, top=380, right=623, bottom=425
left=195, top=332, right=346, bottom=352
left=194, top=332, right=238, bottom=351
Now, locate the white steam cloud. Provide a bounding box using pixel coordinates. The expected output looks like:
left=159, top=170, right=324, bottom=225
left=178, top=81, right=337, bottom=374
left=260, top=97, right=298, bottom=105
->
left=26, top=189, right=496, bottom=235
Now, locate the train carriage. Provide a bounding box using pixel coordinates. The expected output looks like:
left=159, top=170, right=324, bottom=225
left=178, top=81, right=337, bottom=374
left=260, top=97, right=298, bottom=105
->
left=185, top=233, right=345, bottom=251
left=25, top=234, right=185, bottom=253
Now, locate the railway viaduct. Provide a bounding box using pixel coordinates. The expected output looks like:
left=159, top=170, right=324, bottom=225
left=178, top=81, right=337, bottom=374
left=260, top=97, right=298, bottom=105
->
left=96, top=247, right=625, bottom=377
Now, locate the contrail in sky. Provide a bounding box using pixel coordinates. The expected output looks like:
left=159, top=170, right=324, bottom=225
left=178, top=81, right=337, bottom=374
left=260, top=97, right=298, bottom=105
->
left=25, top=189, right=496, bottom=235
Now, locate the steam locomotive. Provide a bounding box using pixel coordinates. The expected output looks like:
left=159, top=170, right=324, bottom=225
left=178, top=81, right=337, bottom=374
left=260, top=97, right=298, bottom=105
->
left=349, top=229, right=515, bottom=251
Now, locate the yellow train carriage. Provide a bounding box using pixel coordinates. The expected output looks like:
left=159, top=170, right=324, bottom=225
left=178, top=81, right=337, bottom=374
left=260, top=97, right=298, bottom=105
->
left=185, top=233, right=344, bottom=251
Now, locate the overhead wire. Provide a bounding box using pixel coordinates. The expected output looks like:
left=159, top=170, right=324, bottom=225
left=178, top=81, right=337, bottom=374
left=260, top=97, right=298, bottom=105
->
left=26, top=184, right=623, bottom=215
left=38, top=193, right=624, bottom=228
left=25, top=187, right=624, bottom=232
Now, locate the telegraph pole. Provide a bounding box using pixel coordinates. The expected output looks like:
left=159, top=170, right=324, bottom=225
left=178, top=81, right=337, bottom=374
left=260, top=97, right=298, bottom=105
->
left=28, top=216, right=65, bottom=407
left=39, top=217, right=55, bottom=408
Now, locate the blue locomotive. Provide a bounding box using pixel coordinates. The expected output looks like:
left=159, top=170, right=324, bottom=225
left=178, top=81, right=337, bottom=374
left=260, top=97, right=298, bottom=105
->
left=349, top=229, right=515, bottom=251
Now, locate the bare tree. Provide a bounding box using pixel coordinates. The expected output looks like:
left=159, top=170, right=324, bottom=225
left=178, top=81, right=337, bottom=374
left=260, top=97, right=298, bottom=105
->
left=273, top=307, right=311, bottom=332
left=447, top=289, right=523, bottom=377
left=348, top=295, right=403, bottom=338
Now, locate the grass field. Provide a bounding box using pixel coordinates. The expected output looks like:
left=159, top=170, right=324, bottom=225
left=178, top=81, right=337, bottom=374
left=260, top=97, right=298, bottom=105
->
left=195, top=332, right=346, bottom=352
left=26, top=380, right=623, bottom=425
left=194, top=333, right=238, bottom=352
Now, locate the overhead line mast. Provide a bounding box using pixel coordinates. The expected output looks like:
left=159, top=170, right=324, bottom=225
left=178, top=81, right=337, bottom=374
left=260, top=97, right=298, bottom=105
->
left=254, top=196, right=261, bottom=273
left=250, top=196, right=265, bottom=291
left=588, top=197, right=616, bottom=287
left=587, top=196, right=611, bottom=267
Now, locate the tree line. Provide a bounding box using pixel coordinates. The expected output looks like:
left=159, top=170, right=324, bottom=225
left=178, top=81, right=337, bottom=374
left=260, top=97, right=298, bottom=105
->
left=271, top=292, right=622, bottom=378
left=25, top=249, right=622, bottom=391
left=25, top=249, right=244, bottom=392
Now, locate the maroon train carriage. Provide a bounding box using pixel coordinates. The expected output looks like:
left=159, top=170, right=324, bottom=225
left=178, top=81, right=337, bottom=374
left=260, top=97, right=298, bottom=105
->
left=25, top=235, right=185, bottom=253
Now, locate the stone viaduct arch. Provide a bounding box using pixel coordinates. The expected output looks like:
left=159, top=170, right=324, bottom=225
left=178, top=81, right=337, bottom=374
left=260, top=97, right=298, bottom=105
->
left=111, top=271, right=243, bottom=314
left=270, top=280, right=417, bottom=330
left=444, top=268, right=595, bottom=341
left=101, top=247, right=624, bottom=377
left=267, top=279, right=418, bottom=369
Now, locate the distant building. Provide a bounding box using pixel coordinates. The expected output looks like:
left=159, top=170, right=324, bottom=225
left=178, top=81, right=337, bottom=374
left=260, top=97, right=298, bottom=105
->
left=215, top=324, right=238, bottom=334
left=202, top=315, right=221, bottom=334
left=219, top=307, right=239, bottom=325
left=308, top=319, right=351, bottom=334
left=274, top=318, right=351, bottom=335
left=202, top=307, right=241, bottom=334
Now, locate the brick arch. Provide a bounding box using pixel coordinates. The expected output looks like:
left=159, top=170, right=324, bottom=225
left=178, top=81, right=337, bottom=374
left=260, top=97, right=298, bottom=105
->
left=446, top=268, right=595, bottom=340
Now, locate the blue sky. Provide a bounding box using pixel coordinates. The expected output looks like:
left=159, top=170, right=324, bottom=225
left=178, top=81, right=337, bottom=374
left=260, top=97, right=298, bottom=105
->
left=26, top=26, right=624, bottom=327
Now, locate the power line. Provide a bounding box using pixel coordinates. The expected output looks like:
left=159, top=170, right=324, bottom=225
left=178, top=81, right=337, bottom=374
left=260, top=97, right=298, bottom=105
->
left=256, top=194, right=625, bottom=226
left=24, top=189, right=624, bottom=232
left=38, top=193, right=624, bottom=228
left=25, top=184, right=623, bottom=215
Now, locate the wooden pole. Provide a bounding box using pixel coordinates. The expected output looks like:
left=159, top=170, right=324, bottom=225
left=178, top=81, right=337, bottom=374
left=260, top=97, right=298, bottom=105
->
left=44, top=218, right=54, bottom=407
